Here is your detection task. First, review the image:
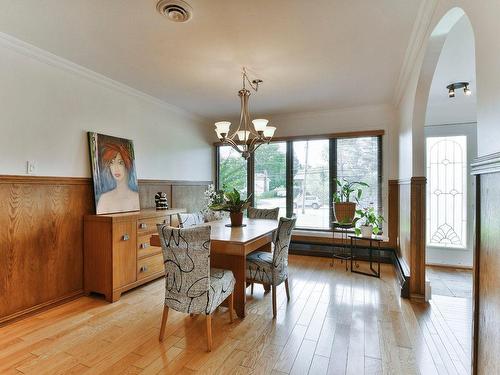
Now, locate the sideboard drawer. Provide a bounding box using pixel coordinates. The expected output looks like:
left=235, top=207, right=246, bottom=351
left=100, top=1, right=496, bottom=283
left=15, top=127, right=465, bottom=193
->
left=137, top=216, right=168, bottom=235
left=137, top=235, right=162, bottom=259
left=137, top=253, right=164, bottom=280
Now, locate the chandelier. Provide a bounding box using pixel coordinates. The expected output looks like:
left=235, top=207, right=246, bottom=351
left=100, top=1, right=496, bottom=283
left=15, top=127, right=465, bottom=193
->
left=214, top=68, right=276, bottom=159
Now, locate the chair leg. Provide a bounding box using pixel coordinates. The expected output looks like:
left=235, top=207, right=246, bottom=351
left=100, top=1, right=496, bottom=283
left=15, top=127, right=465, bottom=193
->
left=272, top=285, right=277, bottom=318
left=250, top=283, right=254, bottom=295
left=159, top=305, right=169, bottom=342
left=206, top=314, right=213, bottom=352
left=285, top=278, right=290, bottom=301
left=229, top=293, right=234, bottom=323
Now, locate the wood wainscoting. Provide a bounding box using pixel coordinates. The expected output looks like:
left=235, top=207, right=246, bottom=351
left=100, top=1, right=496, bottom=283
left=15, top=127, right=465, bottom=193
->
left=0, top=175, right=210, bottom=325
left=471, top=153, right=500, bottom=375
left=397, top=177, right=426, bottom=300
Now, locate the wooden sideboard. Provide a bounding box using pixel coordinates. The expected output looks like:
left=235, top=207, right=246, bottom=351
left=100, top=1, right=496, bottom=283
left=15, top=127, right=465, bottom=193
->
left=83, top=208, right=185, bottom=302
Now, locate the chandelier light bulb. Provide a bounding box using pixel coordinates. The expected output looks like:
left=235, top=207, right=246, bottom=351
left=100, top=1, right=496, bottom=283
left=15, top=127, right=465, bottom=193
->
left=252, top=119, right=269, bottom=132
left=448, top=88, right=455, bottom=98
left=263, top=126, right=276, bottom=138
left=237, top=130, right=250, bottom=142
left=215, top=121, right=231, bottom=134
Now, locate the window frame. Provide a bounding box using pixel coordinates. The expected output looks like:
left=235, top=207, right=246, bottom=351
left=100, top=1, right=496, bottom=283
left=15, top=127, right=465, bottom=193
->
left=215, top=131, right=383, bottom=231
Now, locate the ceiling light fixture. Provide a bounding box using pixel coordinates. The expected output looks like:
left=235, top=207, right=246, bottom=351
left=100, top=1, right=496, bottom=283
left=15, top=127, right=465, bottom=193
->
left=215, top=68, right=276, bottom=159
left=446, top=82, right=471, bottom=98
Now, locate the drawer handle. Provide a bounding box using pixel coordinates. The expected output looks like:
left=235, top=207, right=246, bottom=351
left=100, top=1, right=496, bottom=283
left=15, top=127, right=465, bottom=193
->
left=140, top=243, right=150, bottom=249
left=122, top=234, right=130, bottom=241
left=139, top=223, right=147, bottom=229
left=139, top=265, right=148, bottom=273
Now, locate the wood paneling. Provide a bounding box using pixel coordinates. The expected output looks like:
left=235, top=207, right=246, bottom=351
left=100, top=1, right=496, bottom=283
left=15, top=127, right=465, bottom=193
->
left=409, top=177, right=426, bottom=299
left=0, top=176, right=93, bottom=324
left=0, top=175, right=210, bottom=325
left=397, top=177, right=426, bottom=300
left=388, top=180, right=399, bottom=249
left=398, top=180, right=411, bottom=266
left=471, top=153, right=500, bottom=374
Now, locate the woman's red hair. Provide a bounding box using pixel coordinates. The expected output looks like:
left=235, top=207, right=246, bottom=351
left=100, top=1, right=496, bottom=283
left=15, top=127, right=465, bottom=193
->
left=101, top=143, right=133, bottom=171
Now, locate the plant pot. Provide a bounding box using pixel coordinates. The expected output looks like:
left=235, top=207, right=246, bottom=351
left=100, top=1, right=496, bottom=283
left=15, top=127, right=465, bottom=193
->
left=334, top=202, right=356, bottom=224
left=360, top=225, right=373, bottom=238
left=229, top=211, right=244, bottom=227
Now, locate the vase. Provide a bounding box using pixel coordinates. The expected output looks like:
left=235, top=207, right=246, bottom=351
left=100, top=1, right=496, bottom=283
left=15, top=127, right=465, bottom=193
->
left=360, top=225, right=373, bottom=238
left=333, top=202, right=356, bottom=224
left=229, top=211, right=244, bottom=227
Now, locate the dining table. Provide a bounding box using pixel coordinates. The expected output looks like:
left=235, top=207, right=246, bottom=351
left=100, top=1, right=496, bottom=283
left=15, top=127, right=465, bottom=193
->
left=150, top=218, right=278, bottom=318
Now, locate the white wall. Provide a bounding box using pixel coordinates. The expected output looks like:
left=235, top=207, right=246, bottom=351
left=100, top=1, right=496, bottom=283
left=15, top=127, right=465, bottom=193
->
left=398, top=1, right=500, bottom=178
left=0, top=34, right=213, bottom=181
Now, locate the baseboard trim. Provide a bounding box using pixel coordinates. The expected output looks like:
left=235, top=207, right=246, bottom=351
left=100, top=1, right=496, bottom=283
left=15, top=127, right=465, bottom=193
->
left=0, top=290, right=84, bottom=327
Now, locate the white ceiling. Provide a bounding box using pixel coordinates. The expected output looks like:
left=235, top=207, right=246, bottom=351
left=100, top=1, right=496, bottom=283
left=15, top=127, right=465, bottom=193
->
left=426, top=16, right=476, bottom=126
left=0, top=0, right=420, bottom=119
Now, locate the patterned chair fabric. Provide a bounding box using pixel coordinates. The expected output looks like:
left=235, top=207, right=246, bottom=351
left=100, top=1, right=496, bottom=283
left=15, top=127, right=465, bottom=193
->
left=177, top=212, right=205, bottom=228
left=247, top=207, right=280, bottom=220
left=246, top=216, right=296, bottom=286
left=156, top=224, right=235, bottom=315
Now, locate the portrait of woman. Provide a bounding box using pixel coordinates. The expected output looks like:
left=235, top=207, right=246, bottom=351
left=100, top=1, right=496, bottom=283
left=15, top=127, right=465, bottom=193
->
left=88, top=132, right=140, bottom=214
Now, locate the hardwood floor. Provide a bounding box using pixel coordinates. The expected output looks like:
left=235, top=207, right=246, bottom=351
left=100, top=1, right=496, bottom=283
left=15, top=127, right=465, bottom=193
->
left=0, top=255, right=472, bottom=374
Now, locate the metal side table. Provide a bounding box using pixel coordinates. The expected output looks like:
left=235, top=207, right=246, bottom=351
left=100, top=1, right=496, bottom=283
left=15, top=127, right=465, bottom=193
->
left=330, top=222, right=355, bottom=271
left=349, top=234, right=382, bottom=278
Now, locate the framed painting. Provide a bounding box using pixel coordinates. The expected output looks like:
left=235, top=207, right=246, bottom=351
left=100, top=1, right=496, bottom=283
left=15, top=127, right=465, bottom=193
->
left=88, top=132, right=140, bottom=214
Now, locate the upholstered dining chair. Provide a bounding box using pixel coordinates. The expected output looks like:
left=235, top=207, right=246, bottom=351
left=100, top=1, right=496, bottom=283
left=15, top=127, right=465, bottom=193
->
left=246, top=216, right=296, bottom=318
left=247, top=206, right=280, bottom=220
left=177, top=212, right=205, bottom=228
left=156, top=224, right=235, bottom=351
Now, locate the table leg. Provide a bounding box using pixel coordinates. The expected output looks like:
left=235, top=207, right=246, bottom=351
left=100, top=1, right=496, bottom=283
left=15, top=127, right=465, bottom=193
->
left=211, top=253, right=247, bottom=318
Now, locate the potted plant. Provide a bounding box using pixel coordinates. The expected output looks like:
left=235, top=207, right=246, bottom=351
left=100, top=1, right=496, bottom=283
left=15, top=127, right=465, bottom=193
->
left=355, top=206, right=385, bottom=237
left=209, top=188, right=252, bottom=227
left=333, top=179, right=369, bottom=224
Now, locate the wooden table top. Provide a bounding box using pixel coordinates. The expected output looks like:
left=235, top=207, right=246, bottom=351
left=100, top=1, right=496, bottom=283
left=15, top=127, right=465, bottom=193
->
left=207, top=218, right=278, bottom=244
left=150, top=218, right=278, bottom=246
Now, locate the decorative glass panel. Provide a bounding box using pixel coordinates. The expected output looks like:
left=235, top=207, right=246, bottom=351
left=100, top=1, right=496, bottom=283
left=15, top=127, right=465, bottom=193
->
left=426, top=136, right=467, bottom=248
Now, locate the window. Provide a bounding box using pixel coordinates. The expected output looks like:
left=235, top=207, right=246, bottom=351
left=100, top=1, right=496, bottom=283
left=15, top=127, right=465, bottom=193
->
left=254, top=142, right=287, bottom=218
left=337, top=137, right=381, bottom=213
left=292, top=140, right=330, bottom=229
left=426, top=136, right=467, bottom=248
left=216, top=133, right=382, bottom=231
left=217, top=145, right=247, bottom=198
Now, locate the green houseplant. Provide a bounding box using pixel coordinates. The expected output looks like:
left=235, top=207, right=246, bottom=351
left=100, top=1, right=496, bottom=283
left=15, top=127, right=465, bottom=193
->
left=355, top=206, right=384, bottom=237
left=332, top=179, right=369, bottom=224
left=209, top=188, right=252, bottom=227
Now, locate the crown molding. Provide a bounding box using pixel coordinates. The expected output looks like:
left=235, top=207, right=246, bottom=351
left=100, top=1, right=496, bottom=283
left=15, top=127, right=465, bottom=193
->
left=0, top=32, right=207, bottom=123
left=393, top=0, right=439, bottom=107
left=471, top=152, right=500, bottom=175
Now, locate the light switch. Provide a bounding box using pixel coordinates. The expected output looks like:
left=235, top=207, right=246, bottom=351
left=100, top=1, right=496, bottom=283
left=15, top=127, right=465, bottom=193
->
left=26, top=160, right=36, bottom=174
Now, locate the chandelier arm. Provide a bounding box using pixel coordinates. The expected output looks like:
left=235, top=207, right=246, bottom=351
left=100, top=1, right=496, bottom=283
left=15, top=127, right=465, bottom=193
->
left=222, top=137, right=243, bottom=154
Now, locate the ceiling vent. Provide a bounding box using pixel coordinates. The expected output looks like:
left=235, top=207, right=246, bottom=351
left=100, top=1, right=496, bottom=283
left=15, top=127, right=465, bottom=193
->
left=156, top=0, right=193, bottom=23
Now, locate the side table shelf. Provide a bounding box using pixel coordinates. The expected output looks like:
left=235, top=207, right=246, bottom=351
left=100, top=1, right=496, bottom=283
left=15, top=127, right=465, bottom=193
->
left=330, top=222, right=355, bottom=271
